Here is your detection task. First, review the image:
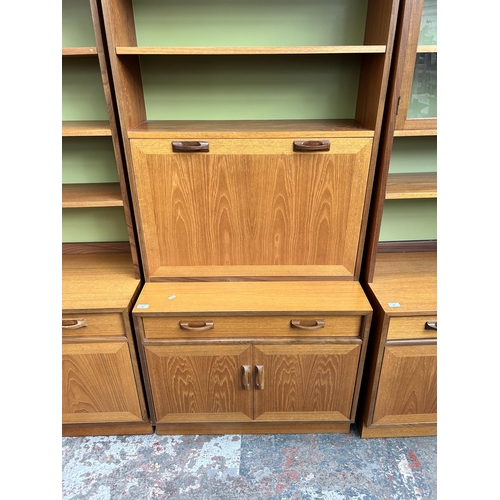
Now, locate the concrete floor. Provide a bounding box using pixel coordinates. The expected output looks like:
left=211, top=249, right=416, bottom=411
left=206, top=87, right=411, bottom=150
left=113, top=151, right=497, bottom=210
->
left=62, top=425, right=437, bottom=499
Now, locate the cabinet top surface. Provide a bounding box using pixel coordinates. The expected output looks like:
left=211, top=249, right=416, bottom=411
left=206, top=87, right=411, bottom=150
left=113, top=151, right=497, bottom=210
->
left=62, top=254, right=141, bottom=312
left=133, top=281, right=372, bottom=316
left=367, top=252, right=437, bottom=314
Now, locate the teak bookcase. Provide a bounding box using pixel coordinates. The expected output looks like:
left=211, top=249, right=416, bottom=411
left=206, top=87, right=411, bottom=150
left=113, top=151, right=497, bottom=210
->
left=100, top=0, right=401, bottom=282
left=62, top=0, right=141, bottom=277
left=357, top=0, right=437, bottom=437
left=62, top=0, right=148, bottom=436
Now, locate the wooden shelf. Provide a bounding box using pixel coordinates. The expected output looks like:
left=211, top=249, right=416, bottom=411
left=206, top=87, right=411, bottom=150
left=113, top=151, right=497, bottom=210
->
left=393, top=128, right=437, bottom=137
left=368, top=251, right=437, bottom=314
left=62, top=183, right=124, bottom=208
left=116, top=45, right=387, bottom=55
left=385, top=172, right=437, bottom=199
left=62, top=121, right=112, bottom=137
left=128, top=119, right=375, bottom=139
left=62, top=47, right=98, bottom=56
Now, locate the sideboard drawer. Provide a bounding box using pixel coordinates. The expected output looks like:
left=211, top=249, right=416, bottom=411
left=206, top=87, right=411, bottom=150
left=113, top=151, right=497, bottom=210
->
left=387, top=316, right=437, bottom=340
left=62, top=313, right=126, bottom=338
left=142, top=315, right=362, bottom=340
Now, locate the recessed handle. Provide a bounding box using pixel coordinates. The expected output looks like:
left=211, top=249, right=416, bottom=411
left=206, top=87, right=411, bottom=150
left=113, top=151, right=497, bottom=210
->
left=62, top=318, right=87, bottom=330
left=255, top=365, right=264, bottom=390
left=241, top=365, right=251, bottom=390
left=290, top=319, right=325, bottom=331
left=293, top=140, right=330, bottom=152
left=172, top=141, right=209, bottom=152
left=425, top=321, right=437, bottom=331
left=179, top=321, right=214, bottom=331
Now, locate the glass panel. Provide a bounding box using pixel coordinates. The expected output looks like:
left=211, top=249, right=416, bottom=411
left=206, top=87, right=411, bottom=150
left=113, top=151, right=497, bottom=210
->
left=419, top=0, right=437, bottom=45
left=407, top=52, right=437, bottom=119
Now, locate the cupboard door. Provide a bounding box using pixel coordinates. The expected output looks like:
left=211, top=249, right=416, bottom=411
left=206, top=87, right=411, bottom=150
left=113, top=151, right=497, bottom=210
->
left=145, top=344, right=253, bottom=423
left=253, top=343, right=361, bottom=422
left=130, top=138, right=372, bottom=279
left=62, top=342, right=144, bottom=424
left=372, top=344, right=437, bottom=426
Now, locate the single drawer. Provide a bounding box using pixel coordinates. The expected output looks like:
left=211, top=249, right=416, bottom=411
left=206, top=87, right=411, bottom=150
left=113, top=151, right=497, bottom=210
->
left=142, top=315, right=362, bottom=339
left=62, top=313, right=126, bottom=338
left=387, top=316, right=437, bottom=341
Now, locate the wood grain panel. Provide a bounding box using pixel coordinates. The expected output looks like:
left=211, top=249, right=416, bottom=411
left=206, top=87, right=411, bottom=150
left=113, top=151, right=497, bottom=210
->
left=62, top=312, right=125, bottom=338
left=253, top=344, right=361, bottom=421
left=387, top=316, right=437, bottom=340
left=145, top=345, right=253, bottom=423
left=130, top=138, right=372, bottom=279
left=62, top=342, right=144, bottom=424
left=372, top=344, right=437, bottom=425
left=142, top=315, right=361, bottom=339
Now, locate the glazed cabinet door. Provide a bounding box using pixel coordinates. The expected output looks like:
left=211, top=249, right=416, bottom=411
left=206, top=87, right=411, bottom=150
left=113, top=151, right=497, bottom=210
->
left=253, top=343, right=361, bottom=422
left=130, top=138, right=372, bottom=280
left=371, top=344, right=437, bottom=426
left=62, top=342, right=144, bottom=424
left=145, top=344, right=253, bottom=424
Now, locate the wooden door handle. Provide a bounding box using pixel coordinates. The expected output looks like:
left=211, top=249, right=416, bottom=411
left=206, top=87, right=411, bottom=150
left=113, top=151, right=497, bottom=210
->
left=255, top=365, right=264, bottom=390
left=293, top=140, right=330, bottom=152
left=62, top=319, right=87, bottom=329
left=290, top=319, right=325, bottom=330
left=179, top=321, right=214, bottom=331
left=425, top=321, right=437, bottom=331
left=241, top=365, right=251, bottom=390
left=172, top=141, right=209, bottom=152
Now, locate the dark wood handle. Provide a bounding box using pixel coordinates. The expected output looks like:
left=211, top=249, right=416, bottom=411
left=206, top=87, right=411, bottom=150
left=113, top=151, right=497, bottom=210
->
left=293, top=140, right=330, bottom=152
left=172, top=141, right=209, bottom=152
left=255, top=365, right=264, bottom=390
left=62, top=318, right=87, bottom=330
left=179, top=321, right=214, bottom=331
left=241, top=365, right=251, bottom=390
left=290, top=319, right=325, bottom=330
left=425, top=321, right=437, bottom=331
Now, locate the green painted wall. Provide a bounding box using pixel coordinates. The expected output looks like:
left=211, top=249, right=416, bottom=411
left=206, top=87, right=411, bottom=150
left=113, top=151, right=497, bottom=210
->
left=132, top=0, right=368, bottom=47
left=62, top=138, right=118, bottom=184
left=141, top=54, right=361, bottom=120
left=389, top=136, right=437, bottom=173
left=62, top=209, right=129, bottom=243
left=62, top=0, right=95, bottom=47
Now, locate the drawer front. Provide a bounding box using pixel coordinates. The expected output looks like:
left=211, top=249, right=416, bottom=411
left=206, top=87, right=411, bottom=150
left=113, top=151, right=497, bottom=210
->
left=62, top=313, right=126, bottom=338
left=387, top=316, right=437, bottom=340
left=143, top=315, right=362, bottom=339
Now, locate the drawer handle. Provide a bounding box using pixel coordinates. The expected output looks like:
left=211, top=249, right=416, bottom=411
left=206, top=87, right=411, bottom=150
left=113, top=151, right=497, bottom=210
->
left=425, top=321, right=437, bottom=331
left=290, top=319, right=325, bottom=330
left=172, top=141, right=209, bottom=152
left=293, top=140, right=330, bottom=152
left=179, top=321, right=214, bottom=331
left=255, top=365, right=264, bottom=390
left=241, top=365, right=251, bottom=391
left=62, top=319, right=87, bottom=330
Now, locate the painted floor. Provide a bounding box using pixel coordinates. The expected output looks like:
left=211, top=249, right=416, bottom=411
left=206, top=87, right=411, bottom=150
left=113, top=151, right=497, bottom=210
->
left=62, top=425, right=436, bottom=499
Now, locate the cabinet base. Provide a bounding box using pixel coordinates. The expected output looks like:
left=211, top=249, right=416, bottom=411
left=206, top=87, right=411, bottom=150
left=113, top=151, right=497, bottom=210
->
left=358, top=422, right=436, bottom=438
left=155, top=422, right=351, bottom=435
left=63, top=422, right=154, bottom=437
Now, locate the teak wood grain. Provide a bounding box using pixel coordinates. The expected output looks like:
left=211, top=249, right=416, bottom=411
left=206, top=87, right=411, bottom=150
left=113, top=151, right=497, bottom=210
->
left=133, top=281, right=372, bottom=317
left=116, top=46, right=387, bottom=55
left=62, top=253, right=141, bottom=313
left=62, top=183, right=124, bottom=208
left=371, top=344, right=437, bottom=426
left=62, top=342, right=145, bottom=424
left=130, top=138, right=372, bottom=280
left=385, top=172, right=437, bottom=199
left=62, top=120, right=112, bottom=136
left=253, top=344, right=361, bottom=422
